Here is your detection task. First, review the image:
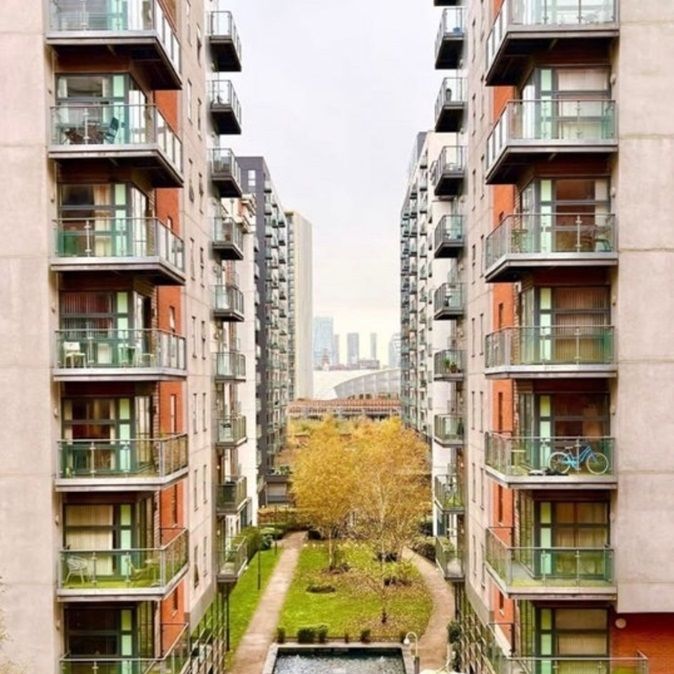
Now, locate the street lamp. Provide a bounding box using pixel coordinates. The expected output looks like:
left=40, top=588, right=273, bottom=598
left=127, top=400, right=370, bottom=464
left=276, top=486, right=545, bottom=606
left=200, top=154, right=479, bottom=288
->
left=403, top=631, right=420, bottom=674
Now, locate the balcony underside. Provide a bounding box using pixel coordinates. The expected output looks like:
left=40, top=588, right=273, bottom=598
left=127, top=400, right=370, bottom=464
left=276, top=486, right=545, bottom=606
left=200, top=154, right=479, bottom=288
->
left=485, top=466, right=617, bottom=490
left=433, top=498, right=465, bottom=514
left=485, top=364, right=616, bottom=379
left=434, top=436, right=463, bottom=448
left=434, top=308, right=464, bottom=320
left=433, top=372, right=464, bottom=382
left=53, top=367, right=186, bottom=382
left=487, top=30, right=619, bottom=86
left=215, top=437, right=247, bottom=449
left=54, top=469, right=189, bottom=493
left=212, top=174, right=243, bottom=198
left=49, top=258, right=186, bottom=286
left=216, top=497, right=250, bottom=516
left=435, top=37, right=464, bottom=70
left=485, top=253, right=618, bottom=283
left=44, top=36, right=181, bottom=90
left=213, top=241, right=244, bottom=261
left=434, top=0, right=461, bottom=4
left=56, top=565, right=187, bottom=602
left=213, top=308, right=245, bottom=322
left=48, top=149, right=183, bottom=188
left=213, top=373, right=246, bottom=383
left=434, top=172, right=464, bottom=197
left=434, top=240, right=463, bottom=259
left=211, top=105, right=242, bottom=135
left=486, top=563, right=616, bottom=602
left=435, top=104, right=465, bottom=133
left=486, top=146, right=617, bottom=185
left=209, top=37, right=242, bottom=72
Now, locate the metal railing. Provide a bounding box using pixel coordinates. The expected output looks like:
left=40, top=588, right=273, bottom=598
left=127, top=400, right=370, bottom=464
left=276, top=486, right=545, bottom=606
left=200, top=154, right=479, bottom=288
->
left=485, top=213, right=616, bottom=270
left=51, top=103, right=182, bottom=173
left=434, top=145, right=466, bottom=183
left=493, top=655, right=649, bottom=674
left=434, top=349, right=464, bottom=378
left=212, top=284, right=244, bottom=315
left=435, top=7, right=466, bottom=57
left=216, top=476, right=248, bottom=512
left=213, top=351, right=246, bottom=379
left=210, top=147, right=241, bottom=185
left=434, top=283, right=464, bottom=315
left=435, top=536, right=464, bottom=579
left=207, top=10, right=242, bottom=56
left=213, top=216, right=244, bottom=249
left=434, top=473, right=464, bottom=510
left=55, top=328, right=186, bottom=371
left=486, top=528, right=614, bottom=588
left=218, top=539, right=248, bottom=579
left=215, top=415, right=247, bottom=444
left=48, top=0, right=181, bottom=74
left=434, top=214, right=464, bottom=250
left=58, top=435, right=188, bottom=480
left=485, top=325, right=615, bottom=369
left=59, top=529, right=188, bottom=590
left=487, top=0, right=617, bottom=73
left=60, top=622, right=190, bottom=674
left=485, top=433, right=615, bottom=478
left=487, top=99, right=617, bottom=172
left=208, top=78, right=242, bottom=120
left=434, top=414, right=464, bottom=445
left=435, top=76, right=466, bottom=122
left=53, top=217, right=184, bottom=270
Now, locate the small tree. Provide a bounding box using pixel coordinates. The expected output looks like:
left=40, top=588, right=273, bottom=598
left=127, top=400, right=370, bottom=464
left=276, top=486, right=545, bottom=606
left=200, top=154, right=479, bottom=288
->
left=351, top=417, right=430, bottom=623
left=291, top=417, right=358, bottom=570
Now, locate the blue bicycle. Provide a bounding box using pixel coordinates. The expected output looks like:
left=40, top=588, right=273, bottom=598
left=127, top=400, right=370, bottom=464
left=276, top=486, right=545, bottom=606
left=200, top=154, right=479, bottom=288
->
left=548, top=442, right=609, bottom=475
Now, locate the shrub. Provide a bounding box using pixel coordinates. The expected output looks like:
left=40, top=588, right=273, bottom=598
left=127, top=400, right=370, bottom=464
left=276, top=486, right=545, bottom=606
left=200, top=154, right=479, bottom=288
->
left=306, top=583, right=336, bottom=594
left=375, top=551, right=398, bottom=563
left=276, top=627, right=286, bottom=644
left=360, top=628, right=372, bottom=643
left=317, top=625, right=329, bottom=644
left=447, top=621, right=461, bottom=644
left=297, top=627, right=317, bottom=644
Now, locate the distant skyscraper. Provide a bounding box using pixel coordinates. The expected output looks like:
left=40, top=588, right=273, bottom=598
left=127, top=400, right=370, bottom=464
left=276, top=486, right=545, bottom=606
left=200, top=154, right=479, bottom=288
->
left=347, top=332, right=360, bottom=368
left=388, top=333, right=401, bottom=369
left=370, top=332, right=378, bottom=360
left=333, top=334, right=340, bottom=365
left=313, top=316, right=334, bottom=368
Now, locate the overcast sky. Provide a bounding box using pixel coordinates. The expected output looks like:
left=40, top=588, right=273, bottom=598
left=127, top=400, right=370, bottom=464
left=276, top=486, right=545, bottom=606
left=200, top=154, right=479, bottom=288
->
left=226, top=0, right=439, bottom=359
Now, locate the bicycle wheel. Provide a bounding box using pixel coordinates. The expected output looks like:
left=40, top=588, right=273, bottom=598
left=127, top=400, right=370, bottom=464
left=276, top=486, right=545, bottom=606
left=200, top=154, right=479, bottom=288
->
left=548, top=452, right=571, bottom=474
left=586, top=452, right=609, bottom=475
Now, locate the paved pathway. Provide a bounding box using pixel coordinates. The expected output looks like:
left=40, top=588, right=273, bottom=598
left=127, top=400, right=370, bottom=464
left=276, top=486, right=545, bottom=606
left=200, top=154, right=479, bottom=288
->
left=405, top=548, right=456, bottom=671
left=230, top=531, right=306, bottom=674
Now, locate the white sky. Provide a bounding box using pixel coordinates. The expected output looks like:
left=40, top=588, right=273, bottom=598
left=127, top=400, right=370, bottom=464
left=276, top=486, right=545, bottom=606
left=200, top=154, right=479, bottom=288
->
left=225, top=0, right=439, bottom=357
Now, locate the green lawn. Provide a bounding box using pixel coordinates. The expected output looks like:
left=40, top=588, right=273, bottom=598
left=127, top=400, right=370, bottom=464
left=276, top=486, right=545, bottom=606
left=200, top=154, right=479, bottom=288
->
left=279, top=542, right=433, bottom=641
left=228, top=548, right=281, bottom=654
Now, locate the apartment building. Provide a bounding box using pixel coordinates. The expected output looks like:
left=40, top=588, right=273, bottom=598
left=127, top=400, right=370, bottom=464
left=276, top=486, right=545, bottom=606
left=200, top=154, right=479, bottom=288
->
left=0, top=1, right=260, bottom=671
left=401, top=0, right=674, bottom=671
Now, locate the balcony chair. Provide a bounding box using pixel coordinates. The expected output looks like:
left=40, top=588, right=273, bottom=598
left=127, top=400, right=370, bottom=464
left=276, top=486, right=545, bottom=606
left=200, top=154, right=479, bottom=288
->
left=65, top=555, right=89, bottom=584
left=103, top=117, right=120, bottom=144
left=63, top=341, right=87, bottom=368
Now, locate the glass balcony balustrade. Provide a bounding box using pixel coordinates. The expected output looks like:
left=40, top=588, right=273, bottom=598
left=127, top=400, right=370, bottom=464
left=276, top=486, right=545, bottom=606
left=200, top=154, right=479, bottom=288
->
left=434, top=76, right=466, bottom=132
left=215, top=415, right=247, bottom=445
left=433, top=282, right=465, bottom=319
left=216, top=476, right=248, bottom=513
left=210, top=148, right=242, bottom=197
left=212, top=284, right=244, bottom=320
left=213, top=351, right=246, bottom=380
left=434, top=215, right=464, bottom=258
left=434, top=414, right=464, bottom=446
left=208, top=78, right=242, bottom=134
left=218, top=539, right=248, bottom=582
left=435, top=7, right=466, bottom=69
left=433, top=349, right=464, bottom=380
left=212, top=216, right=245, bottom=259
left=434, top=473, right=464, bottom=512
left=207, top=10, right=242, bottom=72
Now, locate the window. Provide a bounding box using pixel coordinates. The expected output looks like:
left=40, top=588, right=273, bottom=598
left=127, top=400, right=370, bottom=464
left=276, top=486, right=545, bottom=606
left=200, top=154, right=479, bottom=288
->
left=497, top=485, right=504, bottom=523
left=202, top=464, right=207, bottom=503
left=171, top=588, right=179, bottom=614
left=203, top=535, right=208, bottom=577
left=479, top=391, right=484, bottom=432
left=172, top=484, right=179, bottom=523
left=471, top=318, right=476, bottom=357
left=479, top=313, right=484, bottom=355
left=497, top=302, right=504, bottom=330
left=191, top=316, right=197, bottom=357
left=186, top=0, right=192, bottom=45
left=193, top=544, right=199, bottom=587
left=202, top=392, right=207, bottom=431
left=497, top=392, right=504, bottom=432
left=196, top=25, right=203, bottom=64
left=193, top=469, right=198, bottom=511
left=480, top=466, right=485, bottom=508
left=169, top=306, right=176, bottom=333
left=192, top=393, right=197, bottom=433
left=199, top=246, right=205, bottom=285
left=170, top=394, right=177, bottom=434
left=498, top=590, right=505, bottom=614
left=471, top=391, right=475, bottom=430
left=471, top=461, right=476, bottom=502
left=471, top=244, right=476, bottom=284
left=187, top=80, right=193, bottom=122
left=480, top=543, right=486, bottom=588
left=189, top=238, right=195, bottom=278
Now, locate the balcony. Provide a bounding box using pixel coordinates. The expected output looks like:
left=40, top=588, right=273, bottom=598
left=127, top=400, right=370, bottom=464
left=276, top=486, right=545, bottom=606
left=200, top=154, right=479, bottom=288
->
left=485, top=213, right=617, bottom=282
left=213, top=351, right=246, bottom=382
left=53, top=329, right=186, bottom=381
left=215, top=415, right=247, bottom=446
left=435, top=536, right=464, bottom=581
left=434, top=474, right=464, bottom=513
left=210, top=148, right=242, bottom=197
left=49, top=104, right=183, bottom=188
left=61, top=622, right=190, bottom=673
left=212, top=216, right=245, bottom=260
left=207, top=11, right=242, bottom=72
left=216, top=476, right=249, bottom=514
left=433, top=146, right=465, bottom=197
left=485, top=326, right=616, bottom=378
left=485, top=433, right=616, bottom=489
left=485, top=528, right=616, bottom=600
left=435, top=77, right=466, bottom=132
left=46, top=0, right=181, bottom=89
left=217, top=539, right=248, bottom=584
left=433, top=349, right=464, bottom=381
left=55, top=434, right=188, bottom=492
left=434, top=215, right=464, bottom=258
left=51, top=217, right=185, bottom=285
left=209, top=78, right=242, bottom=134
left=486, top=99, right=617, bottom=184
left=490, top=655, right=649, bottom=674
left=212, top=284, right=244, bottom=321
left=435, top=8, right=465, bottom=70
left=434, top=414, right=464, bottom=447
left=486, top=0, right=619, bottom=86
left=433, top=283, right=464, bottom=319
left=57, top=528, right=188, bottom=600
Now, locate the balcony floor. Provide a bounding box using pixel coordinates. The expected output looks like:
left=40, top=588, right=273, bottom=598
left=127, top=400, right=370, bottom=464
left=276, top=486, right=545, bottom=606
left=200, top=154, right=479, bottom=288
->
left=435, top=37, right=464, bottom=70
left=54, top=469, right=189, bottom=493
left=212, top=175, right=243, bottom=198
left=211, top=106, right=242, bottom=135
left=49, top=257, right=186, bottom=286
left=209, top=37, right=242, bottom=72
left=485, top=466, right=617, bottom=490
left=434, top=241, right=463, bottom=259
left=485, top=253, right=618, bottom=283
left=53, top=365, right=187, bottom=382
left=434, top=172, right=464, bottom=197
left=435, top=104, right=465, bottom=133
left=213, top=308, right=245, bottom=322
left=485, top=364, right=617, bottom=379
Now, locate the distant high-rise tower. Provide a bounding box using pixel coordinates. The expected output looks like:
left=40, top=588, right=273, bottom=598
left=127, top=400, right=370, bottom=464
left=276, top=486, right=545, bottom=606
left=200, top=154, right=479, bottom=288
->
left=347, top=332, right=360, bottom=368
left=313, top=316, right=334, bottom=368
left=370, top=332, right=378, bottom=360
left=388, top=333, right=401, bottom=369
left=333, top=334, right=340, bottom=366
